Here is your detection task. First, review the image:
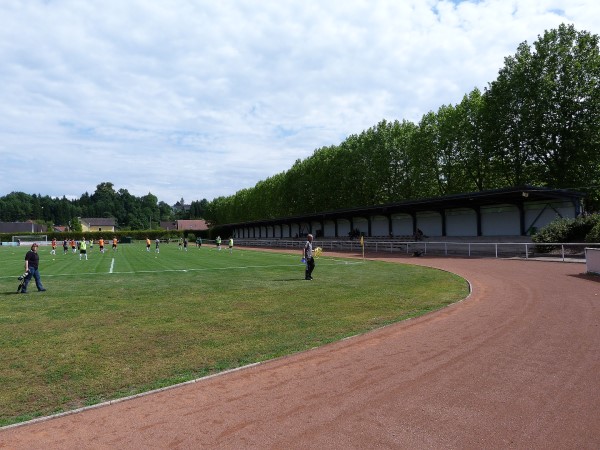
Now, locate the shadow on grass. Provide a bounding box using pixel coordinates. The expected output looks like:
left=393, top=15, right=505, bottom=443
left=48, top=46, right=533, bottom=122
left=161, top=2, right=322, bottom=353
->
left=274, top=278, right=307, bottom=282
left=1, top=290, right=47, bottom=296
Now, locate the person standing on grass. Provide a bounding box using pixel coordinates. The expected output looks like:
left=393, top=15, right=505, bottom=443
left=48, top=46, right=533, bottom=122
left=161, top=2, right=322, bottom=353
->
left=228, top=237, right=234, bottom=253
left=112, top=236, right=118, bottom=252
left=63, top=238, right=68, bottom=254
left=21, top=243, right=46, bottom=293
left=50, top=238, right=57, bottom=255
left=99, top=237, right=105, bottom=253
left=183, top=238, right=188, bottom=251
left=79, top=238, right=88, bottom=260
left=216, top=235, right=222, bottom=250
left=146, top=237, right=151, bottom=252
left=155, top=238, right=160, bottom=253
left=302, top=234, right=315, bottom=281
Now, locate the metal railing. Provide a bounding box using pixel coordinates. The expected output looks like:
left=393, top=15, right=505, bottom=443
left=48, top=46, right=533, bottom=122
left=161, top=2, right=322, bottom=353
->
left=232, top=239, right=596, bottom=262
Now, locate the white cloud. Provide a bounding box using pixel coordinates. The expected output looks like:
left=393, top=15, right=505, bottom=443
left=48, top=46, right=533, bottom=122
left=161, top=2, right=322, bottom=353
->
left=0, top=0, right=599, bottom=205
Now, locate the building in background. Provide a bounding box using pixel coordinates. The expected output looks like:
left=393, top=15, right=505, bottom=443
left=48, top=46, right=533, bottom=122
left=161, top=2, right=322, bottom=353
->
left=79, top=218, right=116, bottom=233
left=160, top=220, right=208, bottom=232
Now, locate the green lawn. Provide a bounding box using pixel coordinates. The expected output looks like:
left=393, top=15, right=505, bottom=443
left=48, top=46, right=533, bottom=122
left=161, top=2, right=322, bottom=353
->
left=0, top=241, right=468, bottom=426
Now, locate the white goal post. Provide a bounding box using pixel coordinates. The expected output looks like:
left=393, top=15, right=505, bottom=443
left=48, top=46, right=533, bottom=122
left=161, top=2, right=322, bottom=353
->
left=11, top=235, right=49, bottom=246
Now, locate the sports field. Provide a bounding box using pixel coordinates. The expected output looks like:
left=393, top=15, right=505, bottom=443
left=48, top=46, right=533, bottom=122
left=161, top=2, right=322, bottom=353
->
left=0, top=241, right=468, bottom=426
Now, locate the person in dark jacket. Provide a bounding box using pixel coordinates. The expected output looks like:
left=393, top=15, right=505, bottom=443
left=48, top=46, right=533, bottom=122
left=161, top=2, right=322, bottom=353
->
left=21, top=243, right=46, bottom=293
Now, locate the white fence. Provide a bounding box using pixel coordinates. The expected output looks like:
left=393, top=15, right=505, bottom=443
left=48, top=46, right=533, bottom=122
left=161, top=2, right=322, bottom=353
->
left=233, top=239, right=596, bottom=262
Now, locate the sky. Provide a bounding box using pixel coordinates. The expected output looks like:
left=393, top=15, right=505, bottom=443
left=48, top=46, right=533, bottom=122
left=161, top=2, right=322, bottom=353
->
left=1, top=1, right=599, bottom=206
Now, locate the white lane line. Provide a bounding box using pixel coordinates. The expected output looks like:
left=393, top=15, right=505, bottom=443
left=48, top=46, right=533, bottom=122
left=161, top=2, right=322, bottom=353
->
left=110, top=258, right=115, bottom=274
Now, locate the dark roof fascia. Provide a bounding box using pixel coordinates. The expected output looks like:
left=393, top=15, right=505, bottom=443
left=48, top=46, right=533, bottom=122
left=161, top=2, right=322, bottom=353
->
left=223, top=186, right=585, bottom=228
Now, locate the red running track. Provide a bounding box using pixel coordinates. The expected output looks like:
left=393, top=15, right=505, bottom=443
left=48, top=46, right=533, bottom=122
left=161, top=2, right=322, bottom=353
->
left=1, top=254, right=599, bottom=449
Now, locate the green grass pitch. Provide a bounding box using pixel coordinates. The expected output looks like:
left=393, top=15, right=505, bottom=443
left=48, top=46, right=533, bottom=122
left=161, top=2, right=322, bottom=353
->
left=0, top=241, right=468, bottom=426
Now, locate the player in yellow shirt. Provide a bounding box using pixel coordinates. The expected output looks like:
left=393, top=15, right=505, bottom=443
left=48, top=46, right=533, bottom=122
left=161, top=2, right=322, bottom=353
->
left=79, top=238, right=88, bottom=261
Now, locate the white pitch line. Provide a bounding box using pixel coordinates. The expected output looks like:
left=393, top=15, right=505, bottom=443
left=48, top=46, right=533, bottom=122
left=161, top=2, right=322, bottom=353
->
left=109, top=258, right=115, bottom=274
left=0, top=259, right=363, bottom=280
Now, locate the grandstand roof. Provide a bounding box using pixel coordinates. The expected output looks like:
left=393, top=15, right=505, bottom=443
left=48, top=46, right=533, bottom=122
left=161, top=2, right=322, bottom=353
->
left=224, top=186, right=585, bottom=228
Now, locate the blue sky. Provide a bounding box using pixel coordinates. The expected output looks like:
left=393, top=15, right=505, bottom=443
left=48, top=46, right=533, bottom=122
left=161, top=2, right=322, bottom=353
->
left=1, top=0, right=599, bottom=205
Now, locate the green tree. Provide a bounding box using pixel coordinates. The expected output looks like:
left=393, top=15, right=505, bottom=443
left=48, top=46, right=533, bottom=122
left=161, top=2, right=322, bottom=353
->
left=454, top=88, right=493, bottom=191
left=411, top=112, right=443, bottom=198
left=140, top=193, right=159, bottom=228
left=70, top=217, right=83, bottom=232
left=189, top=200, right=204, bottom=218
left=482, top=24, right=600, bottom=197
left=158, top=201, right=173, bottom=221
left=484, top=41, right=538, bottom=186
left=527, top=25, right=600, bottom=192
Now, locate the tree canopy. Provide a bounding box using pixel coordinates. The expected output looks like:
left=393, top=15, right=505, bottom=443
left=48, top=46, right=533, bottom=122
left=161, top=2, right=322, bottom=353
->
left=202, top=24, right=600, bottom=225
left=0, top=183, right=209, bottom=231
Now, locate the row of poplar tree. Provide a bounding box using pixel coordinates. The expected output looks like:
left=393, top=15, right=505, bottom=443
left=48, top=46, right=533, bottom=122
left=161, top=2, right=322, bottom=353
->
left=206, top=24, right=600, bottom=225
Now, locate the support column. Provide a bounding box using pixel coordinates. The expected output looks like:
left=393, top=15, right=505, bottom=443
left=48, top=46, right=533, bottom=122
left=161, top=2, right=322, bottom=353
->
left=440, top=210, right=447, bottom=237
left=475, top=207, right=482, bottom=236
left=518, top=202, right=526, bottom=236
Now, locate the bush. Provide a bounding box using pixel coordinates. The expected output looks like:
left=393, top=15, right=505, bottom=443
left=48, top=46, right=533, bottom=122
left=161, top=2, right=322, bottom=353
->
left=585, top=222, right=600, bottom=243
left=532, top=214, right=600, bottom=251
left=532, top=217, right=574, bottom=244
left=573, top=215, right=600, bottom=241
